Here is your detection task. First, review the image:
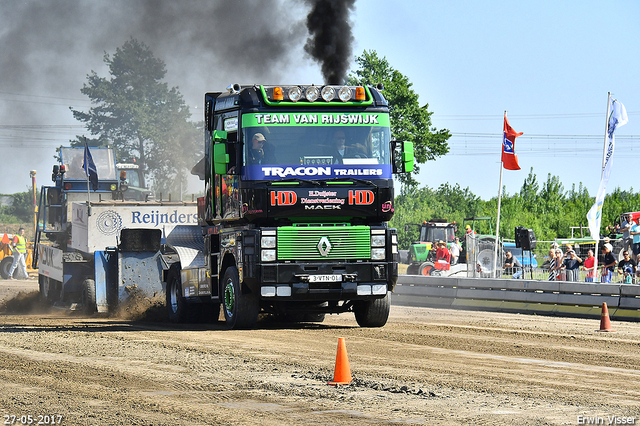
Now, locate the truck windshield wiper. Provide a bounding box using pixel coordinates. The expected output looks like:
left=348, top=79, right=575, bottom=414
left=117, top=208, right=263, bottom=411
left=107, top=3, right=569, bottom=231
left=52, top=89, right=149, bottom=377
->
left=323, top=177, right=378, bottom=188
left=267, top=178, right=321, bottom=186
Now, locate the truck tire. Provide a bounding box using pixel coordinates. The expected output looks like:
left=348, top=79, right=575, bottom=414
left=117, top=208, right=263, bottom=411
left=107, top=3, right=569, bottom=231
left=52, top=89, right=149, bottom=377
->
left=0, top=256, right=15, bottom=279
left=354, top=292, right=391, bottom=328
left=166, top=265, right=187, bottom=323
left=38, top=275, right=49, bottom=301
left=222, top=266, right=259, bottom=329
left=81, top=279, right=97, bottom=315
left=39, top=275, right=60, bottom=303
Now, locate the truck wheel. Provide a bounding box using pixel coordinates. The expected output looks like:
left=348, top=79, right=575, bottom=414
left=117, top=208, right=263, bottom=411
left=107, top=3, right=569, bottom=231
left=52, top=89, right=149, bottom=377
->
left=354, top=292, right=391, bottom=328
left=38, top=275, right=49, bottom=301
left=0, top=256, right=15, bottom=279
left=419, top=262, right=434, bottom=276
left=166, top=265, right=187, bottom=323
left=81, top=279, right=97, bottom=315
left=222, top=266, right=259, bottom=329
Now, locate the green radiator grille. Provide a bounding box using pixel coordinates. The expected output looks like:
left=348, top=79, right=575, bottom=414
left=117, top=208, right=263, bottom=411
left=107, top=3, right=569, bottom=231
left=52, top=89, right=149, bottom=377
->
left=277, top=225, right=370, bottom=260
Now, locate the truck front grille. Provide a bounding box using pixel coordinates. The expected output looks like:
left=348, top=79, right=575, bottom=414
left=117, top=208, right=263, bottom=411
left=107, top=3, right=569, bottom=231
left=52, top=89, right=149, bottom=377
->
left=277, top=225, right=370, bottom=260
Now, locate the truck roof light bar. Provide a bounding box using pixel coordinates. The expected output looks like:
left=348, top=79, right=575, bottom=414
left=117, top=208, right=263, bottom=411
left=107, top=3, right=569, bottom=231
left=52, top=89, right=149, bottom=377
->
left=338, top=86, right=352, bottom=102
left=305, top=86, right=320, bottom=102
left=321, top=86, right=335, bottom=101
left=273, top=86, right=284, bottom=101
left=288, top=86, right=302, bottom=102
left=259, top=85, right=373, bottom=106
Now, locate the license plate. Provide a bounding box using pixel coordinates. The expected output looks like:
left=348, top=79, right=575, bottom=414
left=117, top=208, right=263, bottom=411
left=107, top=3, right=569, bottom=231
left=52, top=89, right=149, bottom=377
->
left=308, top=274, right=342, bottom=283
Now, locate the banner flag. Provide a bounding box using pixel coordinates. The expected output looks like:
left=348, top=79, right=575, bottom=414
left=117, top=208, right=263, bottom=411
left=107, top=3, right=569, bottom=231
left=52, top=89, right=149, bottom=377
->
left=83, top=139, right=99, bottom=191
left=587, top=98, right=628, bottom=241
left=502, top=114, right=523, bottom=170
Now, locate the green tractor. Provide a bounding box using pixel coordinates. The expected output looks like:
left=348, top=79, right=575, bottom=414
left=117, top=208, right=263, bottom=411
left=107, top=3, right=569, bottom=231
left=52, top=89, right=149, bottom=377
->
left=405, top=219, right=457, bottom=275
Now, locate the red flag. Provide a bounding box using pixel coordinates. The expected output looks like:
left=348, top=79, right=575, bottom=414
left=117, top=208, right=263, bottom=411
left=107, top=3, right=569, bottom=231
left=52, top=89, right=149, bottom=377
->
left=502, top=113, right=523, bottom=170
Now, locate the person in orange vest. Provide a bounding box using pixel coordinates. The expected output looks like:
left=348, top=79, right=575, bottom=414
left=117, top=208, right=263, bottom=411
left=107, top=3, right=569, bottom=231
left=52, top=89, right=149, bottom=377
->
left=8, top=227, right=28, bottom=279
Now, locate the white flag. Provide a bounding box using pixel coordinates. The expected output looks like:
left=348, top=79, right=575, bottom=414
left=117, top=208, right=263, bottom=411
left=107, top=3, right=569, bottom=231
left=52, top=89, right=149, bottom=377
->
left=587, top=98, right=628, bottom=241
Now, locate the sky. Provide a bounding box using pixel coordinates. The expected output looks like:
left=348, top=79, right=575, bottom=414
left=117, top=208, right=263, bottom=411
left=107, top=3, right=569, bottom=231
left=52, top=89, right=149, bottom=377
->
left=0, top=0, right=638, bottom=202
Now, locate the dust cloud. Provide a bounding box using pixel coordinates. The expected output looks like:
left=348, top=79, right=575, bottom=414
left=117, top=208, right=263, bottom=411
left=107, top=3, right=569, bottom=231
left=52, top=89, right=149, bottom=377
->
left=0, top=0, right=359, bottom=194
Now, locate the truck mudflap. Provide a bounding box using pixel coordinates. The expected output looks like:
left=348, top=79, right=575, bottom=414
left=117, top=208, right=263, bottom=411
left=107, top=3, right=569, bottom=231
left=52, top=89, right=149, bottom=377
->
left=164, top=225, right=205, bottom=268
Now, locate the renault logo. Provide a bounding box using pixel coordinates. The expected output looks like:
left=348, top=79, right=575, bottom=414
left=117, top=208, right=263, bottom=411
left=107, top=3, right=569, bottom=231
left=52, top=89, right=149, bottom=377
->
left=317, top=236, right=332, bottom=256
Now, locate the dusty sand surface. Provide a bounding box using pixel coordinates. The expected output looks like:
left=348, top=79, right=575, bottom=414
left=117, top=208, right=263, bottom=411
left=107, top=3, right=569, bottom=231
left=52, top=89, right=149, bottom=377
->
left=0, top=278, right=639, bottom=425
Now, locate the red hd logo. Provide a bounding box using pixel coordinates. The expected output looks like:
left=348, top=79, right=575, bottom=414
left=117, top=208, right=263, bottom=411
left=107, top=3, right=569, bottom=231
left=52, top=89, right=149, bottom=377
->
left=348, top=190, right=374, bottom=205
left=271, top=191, right=298, bottom=206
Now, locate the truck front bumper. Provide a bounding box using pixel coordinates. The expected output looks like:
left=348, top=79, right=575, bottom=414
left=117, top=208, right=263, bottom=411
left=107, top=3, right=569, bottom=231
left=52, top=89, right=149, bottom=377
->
left=245, top=260, right=398, bottom=300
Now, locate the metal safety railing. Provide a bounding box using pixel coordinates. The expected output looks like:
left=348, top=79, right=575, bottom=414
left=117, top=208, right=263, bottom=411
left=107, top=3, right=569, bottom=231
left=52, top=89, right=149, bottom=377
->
left=392, top=274, right=640, bottom=321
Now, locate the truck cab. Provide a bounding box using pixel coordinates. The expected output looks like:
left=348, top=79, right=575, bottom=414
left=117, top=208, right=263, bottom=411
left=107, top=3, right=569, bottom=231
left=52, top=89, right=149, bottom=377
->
left=169, top=84, right=413, bottom=328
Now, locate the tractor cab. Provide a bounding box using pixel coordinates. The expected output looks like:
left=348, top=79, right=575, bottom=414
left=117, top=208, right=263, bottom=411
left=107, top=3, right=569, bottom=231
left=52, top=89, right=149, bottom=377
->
left=405, top=219, right=457, bottom=275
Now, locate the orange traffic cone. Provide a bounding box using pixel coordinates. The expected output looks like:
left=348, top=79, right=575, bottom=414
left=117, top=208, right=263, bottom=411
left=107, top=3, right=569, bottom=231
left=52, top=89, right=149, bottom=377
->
left=1, top=233, right=9, bottom=244
left=597, top=302, right=615, bottom=332
left=327, top=337, right=352, bottom=385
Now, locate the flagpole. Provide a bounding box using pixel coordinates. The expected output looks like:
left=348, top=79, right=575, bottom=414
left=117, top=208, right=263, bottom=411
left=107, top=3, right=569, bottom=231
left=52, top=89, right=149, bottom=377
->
left=493, top=111, right=506, bottom=278
left=84, top=137, right=92, bottom=216
left=593, top=92, right=611, bottom=282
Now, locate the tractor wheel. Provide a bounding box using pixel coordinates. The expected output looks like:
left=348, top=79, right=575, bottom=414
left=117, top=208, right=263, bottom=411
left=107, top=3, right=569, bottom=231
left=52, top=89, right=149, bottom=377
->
left=405, top=264, right=419, bottom=275
left=354, top=292, right=391, bottom=328
left=166, top=265, right=187, bottom=323
left=81, top=279, right=97, bottom=315
left=419, top=262, right=435, bottom=276
left=0, top=256, right=15, bottom=279
left=222, top=266, right=259, bottom=329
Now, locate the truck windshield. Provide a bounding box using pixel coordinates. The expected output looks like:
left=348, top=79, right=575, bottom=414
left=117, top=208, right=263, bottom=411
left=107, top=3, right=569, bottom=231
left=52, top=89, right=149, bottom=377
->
left=60, top=147, right=117, bottom=181
left=124, top=169, right=141, bottom=187
left=241, top=111, right=392, bottom=180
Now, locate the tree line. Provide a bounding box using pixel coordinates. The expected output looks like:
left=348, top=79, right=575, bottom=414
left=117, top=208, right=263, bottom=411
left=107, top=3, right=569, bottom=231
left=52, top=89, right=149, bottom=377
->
left=390, top=167, right=637, bottom=249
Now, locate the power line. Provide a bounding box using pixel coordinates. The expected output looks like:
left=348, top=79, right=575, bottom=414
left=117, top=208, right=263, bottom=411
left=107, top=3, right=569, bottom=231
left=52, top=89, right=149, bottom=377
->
left=434, top=111, right=639, bottom=121
left=450, top=132, right=639, bottom=140
left=0, top=91, right=88, bottom=102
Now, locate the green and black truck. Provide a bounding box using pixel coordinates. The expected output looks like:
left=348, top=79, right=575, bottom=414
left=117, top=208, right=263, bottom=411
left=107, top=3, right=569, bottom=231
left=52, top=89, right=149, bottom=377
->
left=168, top=84, right=413, bottom=329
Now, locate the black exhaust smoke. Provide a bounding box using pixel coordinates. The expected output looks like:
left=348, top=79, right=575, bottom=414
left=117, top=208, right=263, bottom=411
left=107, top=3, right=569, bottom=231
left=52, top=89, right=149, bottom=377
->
left=304, top=0, right=356, bottom=85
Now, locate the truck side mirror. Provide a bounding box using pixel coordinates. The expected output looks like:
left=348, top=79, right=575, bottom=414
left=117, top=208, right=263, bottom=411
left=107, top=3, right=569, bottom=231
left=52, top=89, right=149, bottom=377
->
left=212, top=130, right=229, bottom=175
left=392, top=140, right=414, bottom=173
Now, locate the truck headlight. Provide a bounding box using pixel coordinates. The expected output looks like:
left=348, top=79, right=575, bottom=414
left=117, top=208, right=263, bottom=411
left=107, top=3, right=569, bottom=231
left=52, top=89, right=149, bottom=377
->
left=261, top=236, right=276, bottom=249
left=371, top=235, right=386, bottom=247
left=371, top=248, right=385, bottom=260
left=261, top=249, right=276, bottom=262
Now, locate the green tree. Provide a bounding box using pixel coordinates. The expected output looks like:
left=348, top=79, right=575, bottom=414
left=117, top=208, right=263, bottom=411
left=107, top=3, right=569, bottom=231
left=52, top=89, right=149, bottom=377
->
left=0, top=190, right=36, bottom=225
left=347, top=50, right=450, bottom=189
left=71, top=38, right=201, bottom=195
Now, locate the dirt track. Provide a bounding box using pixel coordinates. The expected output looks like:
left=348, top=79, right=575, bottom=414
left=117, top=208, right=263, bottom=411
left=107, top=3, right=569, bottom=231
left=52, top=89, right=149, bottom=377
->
left=1, top=279, right=639, bottom=425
